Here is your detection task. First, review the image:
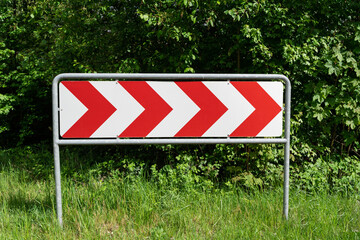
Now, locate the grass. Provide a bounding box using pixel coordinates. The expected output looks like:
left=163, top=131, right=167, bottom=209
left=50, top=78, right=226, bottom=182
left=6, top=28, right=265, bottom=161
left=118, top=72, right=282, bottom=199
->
left=1, top=163, right=360, bottom=240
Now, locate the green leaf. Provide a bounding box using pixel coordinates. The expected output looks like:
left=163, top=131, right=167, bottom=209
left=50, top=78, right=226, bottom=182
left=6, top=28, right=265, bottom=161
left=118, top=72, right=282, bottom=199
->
left=325, top=61, right=335, bottom=75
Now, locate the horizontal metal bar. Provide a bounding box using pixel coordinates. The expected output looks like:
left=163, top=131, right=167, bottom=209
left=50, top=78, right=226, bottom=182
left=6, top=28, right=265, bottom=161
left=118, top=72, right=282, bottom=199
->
left=56, top=138, right=288, bottom=145
left=53, top=73, right=290, bottom=84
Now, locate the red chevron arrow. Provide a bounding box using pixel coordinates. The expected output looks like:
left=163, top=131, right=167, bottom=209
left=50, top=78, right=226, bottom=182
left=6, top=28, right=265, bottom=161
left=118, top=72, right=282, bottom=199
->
left=118, top=81, right=173, bottom=137
left=174, top=82, right=228, bottom=137
left=62, top=81, right=117, bottom=138
left=230, top=82, right=281, bottom=137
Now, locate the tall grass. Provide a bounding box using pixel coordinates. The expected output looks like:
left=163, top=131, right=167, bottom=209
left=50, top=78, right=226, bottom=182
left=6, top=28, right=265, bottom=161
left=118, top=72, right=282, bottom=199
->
left=1, top=162, right=359, bottom=239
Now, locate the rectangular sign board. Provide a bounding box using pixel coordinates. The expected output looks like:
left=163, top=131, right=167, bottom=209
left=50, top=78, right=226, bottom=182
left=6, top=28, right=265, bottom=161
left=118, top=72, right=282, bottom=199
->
left=59, top=81, right=283, bottom=138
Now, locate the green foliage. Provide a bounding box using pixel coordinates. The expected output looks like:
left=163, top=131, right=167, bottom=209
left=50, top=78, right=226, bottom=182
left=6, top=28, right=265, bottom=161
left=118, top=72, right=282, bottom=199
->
left=292, top=155, right=360, bottom=194
left=0, top=144, right=53, bottom=180
left=0, top=0, right=360, bottom=192
left=4, top=143, right=360, bottom=195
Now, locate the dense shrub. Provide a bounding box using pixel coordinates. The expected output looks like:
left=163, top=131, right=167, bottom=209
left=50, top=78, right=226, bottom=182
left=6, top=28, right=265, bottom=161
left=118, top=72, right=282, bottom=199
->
left=0, top=0, right=359, bottom=192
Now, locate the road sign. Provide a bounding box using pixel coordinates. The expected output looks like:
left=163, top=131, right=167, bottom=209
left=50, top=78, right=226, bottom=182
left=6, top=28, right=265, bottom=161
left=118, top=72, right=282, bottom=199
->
left=59, top=81, right=283, bottom=138
left=53, top=73, right=291, bottom=227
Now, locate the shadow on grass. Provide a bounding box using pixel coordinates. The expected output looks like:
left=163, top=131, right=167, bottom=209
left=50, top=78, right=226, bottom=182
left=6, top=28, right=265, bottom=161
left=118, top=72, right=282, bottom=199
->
left=6, top=190, right=54, bottom=213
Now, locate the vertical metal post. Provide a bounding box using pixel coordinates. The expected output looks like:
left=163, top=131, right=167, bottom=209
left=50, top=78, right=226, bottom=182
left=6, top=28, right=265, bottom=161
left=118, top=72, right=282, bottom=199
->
left=283, top=76, right=291, bottom=220
left=52, top=75, right=63, bottom=227
left=53, top=143, right=63, bottom=227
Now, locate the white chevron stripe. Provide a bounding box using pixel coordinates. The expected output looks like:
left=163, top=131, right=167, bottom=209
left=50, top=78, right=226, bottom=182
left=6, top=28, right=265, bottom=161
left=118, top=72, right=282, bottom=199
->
left=258, top=82, right=283, bottom=107
left=147, top=81, right=200, bottom=137
left=59, top=82, right=88, bottom=136
left=202, top=82, right=255, bottom=137
left=257, top=82, right=284, bottom=137
left=90, top=81, right=144, bottom=138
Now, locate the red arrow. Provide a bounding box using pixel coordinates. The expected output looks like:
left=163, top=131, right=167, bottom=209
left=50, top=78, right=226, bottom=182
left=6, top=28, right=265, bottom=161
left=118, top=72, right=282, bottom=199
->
left=62, top=81, right=117, bottom=138
left=118, top=81, right=173, bottom=137
left=175, top=82, right=228, bottom=137
left=230, top=82, right=281, bottom=137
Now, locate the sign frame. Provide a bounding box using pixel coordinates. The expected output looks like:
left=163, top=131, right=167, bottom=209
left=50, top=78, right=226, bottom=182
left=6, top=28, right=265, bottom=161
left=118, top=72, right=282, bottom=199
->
left=52, top=73, right=291, bottom=227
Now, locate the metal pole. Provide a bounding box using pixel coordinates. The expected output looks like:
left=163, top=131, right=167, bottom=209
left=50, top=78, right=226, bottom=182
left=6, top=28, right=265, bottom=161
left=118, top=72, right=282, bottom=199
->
left=283, top=76, right=291, bottom=220
left=53, top=143, right=63, bottom=227
left=52, top=73, right=289, bottom=81
left=56, top=138, right=288, bottom=145
left=52, top=74, right=63, bottom=227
